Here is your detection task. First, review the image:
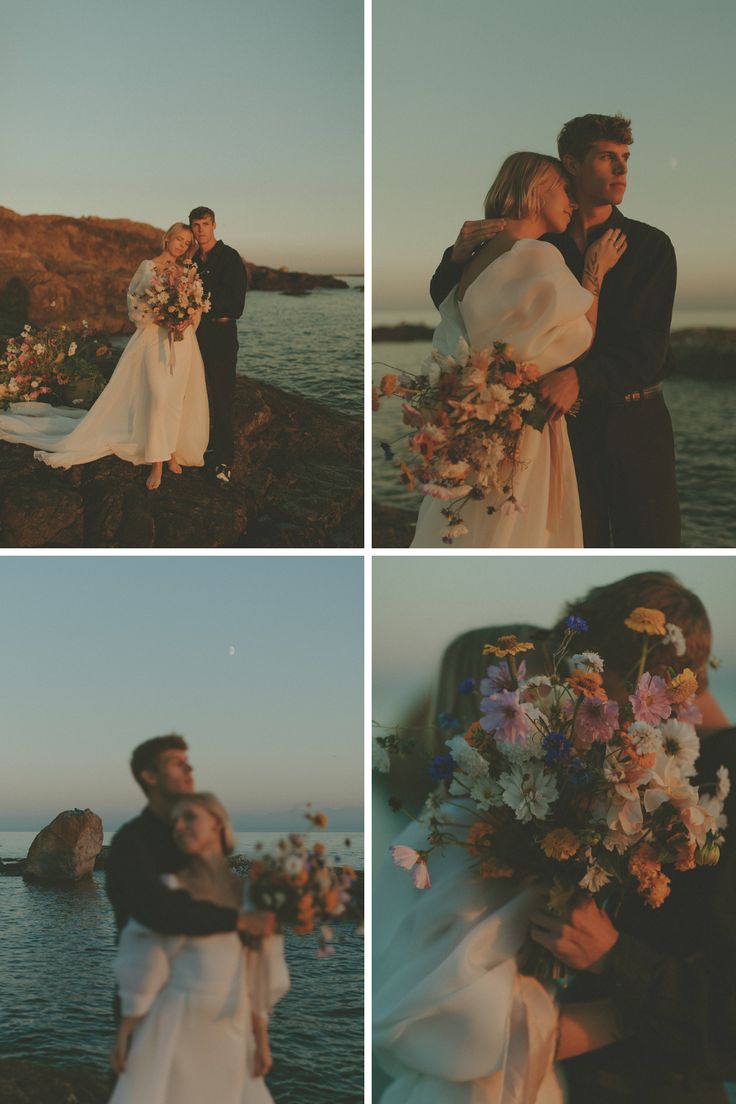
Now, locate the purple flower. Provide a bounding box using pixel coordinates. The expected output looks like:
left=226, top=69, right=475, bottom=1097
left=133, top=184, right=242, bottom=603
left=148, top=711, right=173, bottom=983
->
left=458, top=677, right=476, bottom=696
left=479, top=660, right=527, bottom=695
left=428, top=753, right=456, bottom=783
left=437, top=711, right=458, bottom=731
left=380, top=441, right=394, bottom=461
left=542, top=730, right=573, bottom=765
left=568, top=758, right=591, bottom=787
left=479, top=690, right=529, bottom=745
left=565, top=615, right=589, bottom=633
left=574, top=697, right=620, bottom=748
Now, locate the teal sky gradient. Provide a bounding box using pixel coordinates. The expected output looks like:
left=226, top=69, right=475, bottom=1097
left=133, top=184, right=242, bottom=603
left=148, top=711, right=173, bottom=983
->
left=373, top=0, right=736, bottom=311
left=2, top=0, right=363, bottom=272
left=0, top=556, right=363, bottom=830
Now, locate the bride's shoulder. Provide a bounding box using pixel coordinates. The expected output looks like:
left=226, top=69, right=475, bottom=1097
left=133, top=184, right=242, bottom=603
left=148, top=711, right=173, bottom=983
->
left=513, top=239, right=565, bottom=269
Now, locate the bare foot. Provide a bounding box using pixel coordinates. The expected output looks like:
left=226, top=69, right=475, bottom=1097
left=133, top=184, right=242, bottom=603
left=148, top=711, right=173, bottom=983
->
left=168, top=457, right=183, bottom=475
left=146, top=462, right=163, bottom=490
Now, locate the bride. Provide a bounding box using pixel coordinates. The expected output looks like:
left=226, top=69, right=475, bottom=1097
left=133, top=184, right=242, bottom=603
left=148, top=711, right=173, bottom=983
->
left=109, top=791, right=289, bottom=1104
left=411, top=152, right=626, bottom=548
left=0, top=222, right=209, bottom=491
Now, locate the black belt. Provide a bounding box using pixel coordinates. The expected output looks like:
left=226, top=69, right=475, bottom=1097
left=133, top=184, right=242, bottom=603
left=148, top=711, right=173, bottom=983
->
left=619, top=382, right=664, bottom=405
left=204, top=316, right=235, bottom=325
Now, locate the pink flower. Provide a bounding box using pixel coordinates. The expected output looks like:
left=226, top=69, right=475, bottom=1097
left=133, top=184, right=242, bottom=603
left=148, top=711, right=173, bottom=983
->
left=390, top=845, right=431, bottom=889
left=630, top=673, right=672, bottom=725
left=479, top=689, right=529, bottom=745
left=479, top=659, right=527, bottom=696
left=573, top=697, right=620, bottom=748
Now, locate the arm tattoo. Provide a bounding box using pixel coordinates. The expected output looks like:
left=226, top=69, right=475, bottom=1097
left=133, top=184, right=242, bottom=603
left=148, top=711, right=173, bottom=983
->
left=584, top=255, right=601, bottom=298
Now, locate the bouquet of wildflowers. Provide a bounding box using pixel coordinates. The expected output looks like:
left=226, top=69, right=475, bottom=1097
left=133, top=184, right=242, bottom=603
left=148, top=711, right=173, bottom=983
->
left=248, top=811, right=361, bottom=956
left=373, top=339, right=549, bottom=543
left=131, top=261, right=210, bottom=342
left=0, top=321, right=110, bottom=408
left=375, top=609, right=728, bottom=977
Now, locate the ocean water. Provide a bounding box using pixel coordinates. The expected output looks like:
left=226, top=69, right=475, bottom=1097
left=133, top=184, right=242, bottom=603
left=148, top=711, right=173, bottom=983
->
left=372, top=340, right=736, bottom=548
left=113, top=279, right=364, bottom=420
left=0, top=830, right=364, bottom=1103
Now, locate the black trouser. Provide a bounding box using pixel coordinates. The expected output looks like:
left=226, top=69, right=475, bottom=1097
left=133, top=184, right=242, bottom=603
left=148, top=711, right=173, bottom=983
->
left=196, top=321, right=239, bottom=469
left=567, top=393, right=680, bottom=548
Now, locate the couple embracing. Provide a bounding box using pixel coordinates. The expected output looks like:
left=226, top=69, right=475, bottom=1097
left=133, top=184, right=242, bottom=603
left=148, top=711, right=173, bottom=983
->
left=105, top=735, right=289, bottom=1104
left=0, top=207, right=245, bottom=490
left=412, top=113, right=679, bottom=549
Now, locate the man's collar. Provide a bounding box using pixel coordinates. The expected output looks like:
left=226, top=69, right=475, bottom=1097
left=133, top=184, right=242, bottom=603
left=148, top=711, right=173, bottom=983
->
left=195, top=239, right=222, bottom=260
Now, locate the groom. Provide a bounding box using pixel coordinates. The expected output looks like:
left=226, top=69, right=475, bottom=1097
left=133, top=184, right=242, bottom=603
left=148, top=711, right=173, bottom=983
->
left=189, top=206, right=248, bottom=486
left=106, top=733, right=272, bottom=938
left=430, top=114, right=680, bottom=548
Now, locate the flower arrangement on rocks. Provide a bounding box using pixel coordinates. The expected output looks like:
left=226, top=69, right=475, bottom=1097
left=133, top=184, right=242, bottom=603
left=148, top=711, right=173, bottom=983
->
left=373, top=339, right=549, bottom=543
left=375, top=610, right=728, bottom=977
left=130, top=261, right=210, bottom=342
left=0, top=321, right=111, bottom=409
left=248, top=809, right=362, bottom=957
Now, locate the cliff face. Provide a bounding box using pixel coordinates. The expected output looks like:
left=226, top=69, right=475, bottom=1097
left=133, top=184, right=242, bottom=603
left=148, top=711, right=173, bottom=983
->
left=0, top=207, right=348, bottom=334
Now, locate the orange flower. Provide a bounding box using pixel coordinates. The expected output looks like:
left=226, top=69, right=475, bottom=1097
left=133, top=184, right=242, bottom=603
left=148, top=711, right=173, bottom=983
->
left=674, top=838, right=696, bottom=872
left=371, top=386, right=380, bottom=411
left=399, top=461, right=416, bottom=492
left=507, top=411, right=523, bottom=431
left=323, top=888, right=341, bottom=913
left=628, top=843, right=661, bottom=890
left=503, top=371, right=522, bottom=388
left=541, top=828, right=580, bottom=861
left=669, top=668, right=698, bottom=703
left=624, top=607, right=667, bottom=636
left=483, top=635, right=535, bottom=658
left=293, top=869, right=309, bottom=887
left=520, top=362, right=540, bottom=383
left=313, top=842, right=326, bottom=856
left=642, top=872, right=670, bottom=908
left=95, top=345, right=110, bottom=357
left=479, top=858, right=514, bottom=878
left=566, top=669, right=607, bottom=699
left=467, top=820, right=493, bottom=857
left=307, top=811, right=328, bottom=829
left=379, top=373, right=397, bottom=396
left=464, top=720, right=483, bottom=746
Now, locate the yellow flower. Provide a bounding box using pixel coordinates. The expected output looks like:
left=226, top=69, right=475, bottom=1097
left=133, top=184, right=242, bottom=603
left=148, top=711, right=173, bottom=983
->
left=483, top=635, right=535, bottom=658
left=669, top=668, right=698, bottom=702
left=624, top=607, right=667, bottom=636
left=541, top=828, right=580, bottom=861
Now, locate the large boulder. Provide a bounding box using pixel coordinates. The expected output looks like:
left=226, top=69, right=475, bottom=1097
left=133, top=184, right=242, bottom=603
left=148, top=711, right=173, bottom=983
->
left=24, top=809, right=104, bottom=884
left=0, top=1059, right=108, bottom=1104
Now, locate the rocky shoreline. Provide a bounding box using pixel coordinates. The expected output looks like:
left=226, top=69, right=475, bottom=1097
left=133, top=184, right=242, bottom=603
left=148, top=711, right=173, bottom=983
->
left=0, top=374, right=362, bottom=547
left=0, top=1059, right=110, bottom=1104
left=372, top=324, right=736, bottom=380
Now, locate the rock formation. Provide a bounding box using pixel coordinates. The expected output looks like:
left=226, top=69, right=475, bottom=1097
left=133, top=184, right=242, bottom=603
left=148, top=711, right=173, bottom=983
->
left=0, top=375, right=363, bottom=547
left=0, top=1059, right=108, bottom=1104
left=0, top=207, right=349, bottom=334
left=24, top=809, right=104, bottom=884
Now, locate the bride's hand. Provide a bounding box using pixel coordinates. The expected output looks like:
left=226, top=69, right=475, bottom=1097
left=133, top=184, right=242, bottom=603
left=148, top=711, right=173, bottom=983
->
left=584, top=228, right=627, bottom=281
left=252, top=1020, right=273, bottom=1077
left=109, top=1016, right=140, bottom=1074
left=238, top=909, right=277, bottom=938
left=450, top=218, right=507, bottom=263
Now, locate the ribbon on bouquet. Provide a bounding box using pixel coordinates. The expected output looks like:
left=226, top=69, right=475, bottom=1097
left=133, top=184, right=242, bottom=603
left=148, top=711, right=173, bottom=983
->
left=546, top=418, right=566, bottom=531
left=166, top=328, right=186, bottom=373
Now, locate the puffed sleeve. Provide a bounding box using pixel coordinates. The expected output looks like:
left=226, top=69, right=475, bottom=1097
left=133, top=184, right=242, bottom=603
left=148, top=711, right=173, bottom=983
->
left=459, top=239, right=593, bottom=374
left=373, top=807, right=559, bottom=1100
left=113, top=918, right=184, bottom=1017
left=247, top=932, right=290, bottom=1021
left=127, top=261, right=154, bottom=328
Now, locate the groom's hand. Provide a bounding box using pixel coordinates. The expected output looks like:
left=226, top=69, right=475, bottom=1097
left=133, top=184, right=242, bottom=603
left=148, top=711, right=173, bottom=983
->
left=237, top=909, right=276, bottom=938
left=450, top=218, right=507, bottom=263
left=530, top=896, right=619, bottom=973
left=539, top=366, right=580, bottom=420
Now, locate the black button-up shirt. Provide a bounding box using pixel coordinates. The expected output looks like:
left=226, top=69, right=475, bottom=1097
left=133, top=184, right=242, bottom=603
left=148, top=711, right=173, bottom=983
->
left=193, top=239, right=247, bottom=321
left=430, top=207, right=677, bottom=405
left=106, top=806, right=238, bottom=935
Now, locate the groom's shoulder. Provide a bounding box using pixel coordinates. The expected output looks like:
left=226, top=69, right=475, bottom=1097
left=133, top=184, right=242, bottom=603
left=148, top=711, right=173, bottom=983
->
left=619, top=213, right=674, bottom=253
left=109, top=810, right=151, bottom=850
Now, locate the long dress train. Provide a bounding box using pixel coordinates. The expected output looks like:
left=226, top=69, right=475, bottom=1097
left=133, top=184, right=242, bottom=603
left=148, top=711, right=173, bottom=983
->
left=411, top=239, right=593, bottom=548
left=0, top=260, right=208, bottom=468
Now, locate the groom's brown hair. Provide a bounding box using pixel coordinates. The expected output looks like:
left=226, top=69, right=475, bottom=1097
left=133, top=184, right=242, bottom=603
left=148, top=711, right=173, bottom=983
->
left=557, top=113, right=633, bottom=162
left=131, top=734, right=189, bottom=792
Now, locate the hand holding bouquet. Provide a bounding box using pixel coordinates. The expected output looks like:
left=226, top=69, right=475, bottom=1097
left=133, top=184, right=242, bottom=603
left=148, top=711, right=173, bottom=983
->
left=131, top=261, right=211, bottom=342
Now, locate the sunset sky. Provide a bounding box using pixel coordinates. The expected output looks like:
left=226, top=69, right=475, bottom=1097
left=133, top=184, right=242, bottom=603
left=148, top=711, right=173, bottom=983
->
left=373, top=0, right=735, bottom=313
left=1, top=0, right=363, bottom=273
left=0, top=556, right=363, bottom=830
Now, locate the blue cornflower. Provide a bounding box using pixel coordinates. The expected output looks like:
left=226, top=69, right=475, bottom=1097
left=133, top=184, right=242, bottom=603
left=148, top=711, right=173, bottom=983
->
left=458, top=677, right=475, bottom=696
left=565, top=615, right=589, bottom=634
left=568, top=758, right=591, bottom=786
left=380, top=441, right=395, bottom=461
left=428, top=753, right=456, bottom=783
left=542, top=730, right=572, bottom=766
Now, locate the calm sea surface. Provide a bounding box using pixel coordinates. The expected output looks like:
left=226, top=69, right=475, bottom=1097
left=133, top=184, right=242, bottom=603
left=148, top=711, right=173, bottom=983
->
left=0, top=831, right=364, bottom=1103
left=372, top=317, right=736, bottom=548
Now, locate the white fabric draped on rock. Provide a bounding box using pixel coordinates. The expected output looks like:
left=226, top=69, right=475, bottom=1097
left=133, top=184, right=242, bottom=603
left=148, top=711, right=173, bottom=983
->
left=411, top=239, right=593, bottom=549
left=374, top=805, right=563, bottom=1104
left=0, top=260, right=208, bottom=469
left=109, top=876, right=290, bottom=1104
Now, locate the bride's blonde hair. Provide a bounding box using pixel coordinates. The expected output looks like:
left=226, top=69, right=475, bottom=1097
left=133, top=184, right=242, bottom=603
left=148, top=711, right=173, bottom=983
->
left=171, top=791, right=236, bottom=855
left=484, top=152, right=566, bottom=221
left=162, top=222, right=193, bottom=251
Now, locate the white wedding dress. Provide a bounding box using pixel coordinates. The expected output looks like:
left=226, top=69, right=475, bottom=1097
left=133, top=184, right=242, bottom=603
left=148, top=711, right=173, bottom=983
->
left=0, top=261, right=208, bottom=468
left=411, top=239, right=593, bottom=548
left=110, top=876, right=290, bottom=1104
left=374, top=804, right=564, bottom=1104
